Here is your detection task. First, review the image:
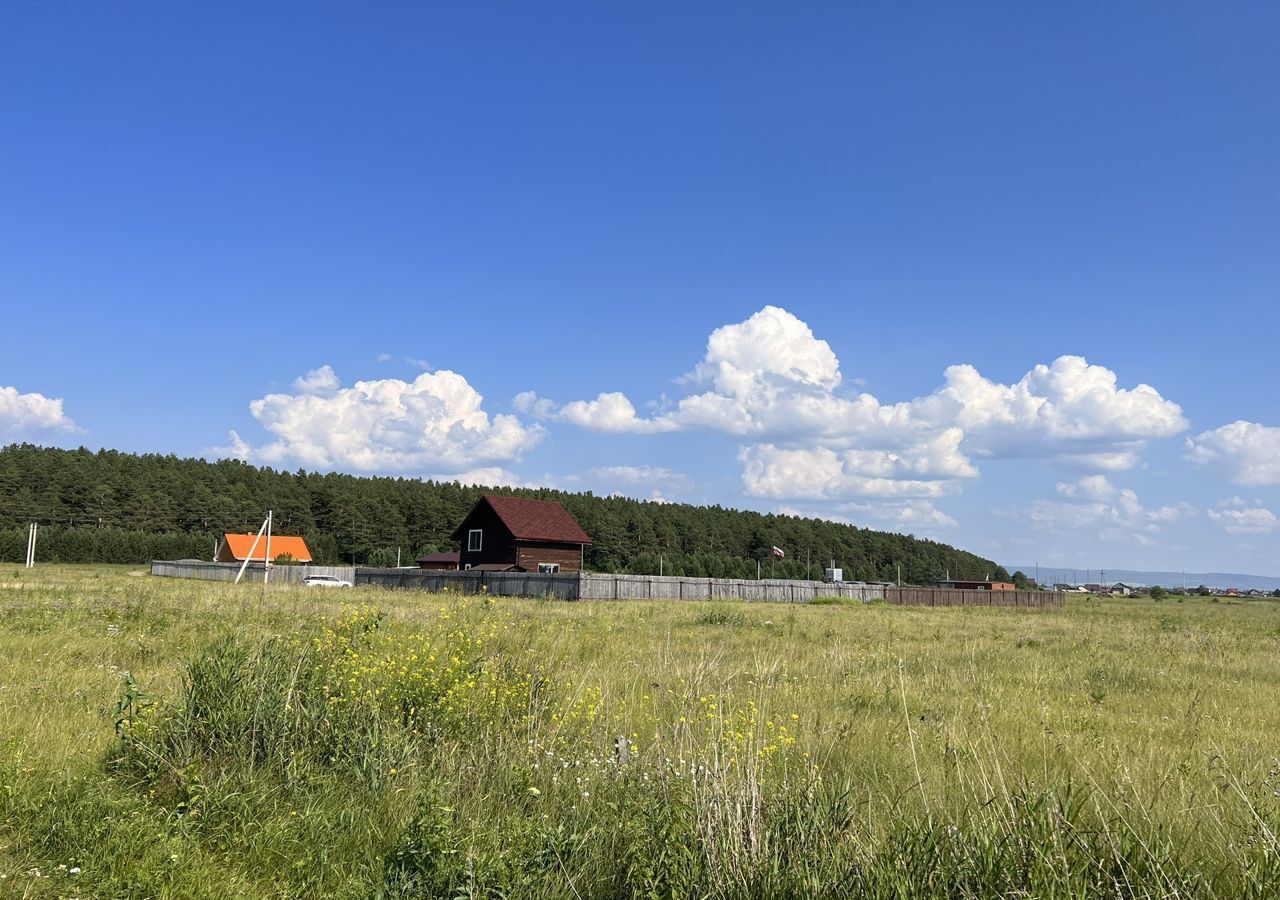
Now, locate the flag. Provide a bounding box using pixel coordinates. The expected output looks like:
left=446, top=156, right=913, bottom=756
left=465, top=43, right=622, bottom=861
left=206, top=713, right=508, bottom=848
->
left=771, top=545, right=785, bottom=558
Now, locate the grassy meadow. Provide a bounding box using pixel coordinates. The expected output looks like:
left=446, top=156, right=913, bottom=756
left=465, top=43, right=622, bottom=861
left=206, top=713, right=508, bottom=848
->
left=1, top=566, right=1278, bottom=898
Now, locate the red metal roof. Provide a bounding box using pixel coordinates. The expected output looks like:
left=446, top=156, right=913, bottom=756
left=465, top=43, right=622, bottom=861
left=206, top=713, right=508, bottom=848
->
left=222, top=533, right=313, bottom=563
left=454, top=495, right=592, bottom=545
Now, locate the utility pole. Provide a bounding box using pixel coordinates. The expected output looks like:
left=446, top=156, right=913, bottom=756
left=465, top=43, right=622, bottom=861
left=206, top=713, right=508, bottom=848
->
left=25, top=523, right=38, bottom=569
left=234, top=513, right=271, bottom=585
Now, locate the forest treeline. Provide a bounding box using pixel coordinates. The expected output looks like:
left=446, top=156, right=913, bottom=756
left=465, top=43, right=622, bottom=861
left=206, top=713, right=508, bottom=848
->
left=0, top=444, right=1008, bottom=583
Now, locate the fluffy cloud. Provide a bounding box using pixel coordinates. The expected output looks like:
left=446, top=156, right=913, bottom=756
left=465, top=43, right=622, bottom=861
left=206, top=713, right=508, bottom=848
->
left=429, top=467, right=536, bottom=488
left=876, top=499, right=959, bottom=530
left=1207, top=497, right=1277, bottom=534
left=740, top=429, right=974, bottom=500
left=0, top=385, right=77, bottom=435
left=223, top=367, right=542, bottom=472
left=779, top=499, right=958, bottom=532
left=589, top=465, right=687, bottom=488
left=587, top=465, right=690, bottom=501
left=292, top=365, right=341, bottom=395
left=1030, top=475, right=1194, bottom=542
left=930, top=357, right=1186, bottom=461
left=1186, top=421, right=1280, bottom=486
left=557, top=392, right=678, bottom=434
left=1055, top=474, right=1119, bottom=501
left=530, top=306, right=1188, bottom=502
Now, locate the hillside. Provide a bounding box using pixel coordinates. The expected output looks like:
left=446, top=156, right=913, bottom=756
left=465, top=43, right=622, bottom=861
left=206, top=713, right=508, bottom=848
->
left=1009, top=565, right=1280, bottom=592
left=0, top=444, right=1007, bottom=582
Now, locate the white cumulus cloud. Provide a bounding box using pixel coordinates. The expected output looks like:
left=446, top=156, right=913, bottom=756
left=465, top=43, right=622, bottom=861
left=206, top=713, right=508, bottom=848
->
left=1207, top=497, right=1277, bottom=534
left=530, top=306, right=1188, bottom=502
left=0, top=385, right=77, bottom=435
left=557, top=392, right=678, bottom=434
left=430, top=467, right=539, bottom=488
left=930, top=356, right=1186, bottom=462
left=739, top=444, right=957, bottom=500
left=782, top=499, right=959, bottom=532
left=1186, top=421, right=1280, bottom=486
left=1029, top=476, right=1194, bottom=543
left=588, top=465, right=690, bottom=500
left=222, top=367, right=542, bottom=473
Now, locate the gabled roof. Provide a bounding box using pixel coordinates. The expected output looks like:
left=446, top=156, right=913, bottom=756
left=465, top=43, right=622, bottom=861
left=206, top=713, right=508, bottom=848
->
left=452, top=495, right=592, bottom=545
left=221, top=533, right=313, bottom=563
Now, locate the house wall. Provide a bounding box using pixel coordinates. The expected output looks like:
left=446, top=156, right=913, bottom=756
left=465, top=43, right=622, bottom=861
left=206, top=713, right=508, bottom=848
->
left=515, top=542, right=584, bottom=573
left=456, top=503, right=518, bottom=569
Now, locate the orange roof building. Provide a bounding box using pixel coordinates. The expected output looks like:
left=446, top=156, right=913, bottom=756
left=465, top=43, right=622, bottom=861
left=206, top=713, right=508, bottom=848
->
left=215, top=533, right=313, bottom=564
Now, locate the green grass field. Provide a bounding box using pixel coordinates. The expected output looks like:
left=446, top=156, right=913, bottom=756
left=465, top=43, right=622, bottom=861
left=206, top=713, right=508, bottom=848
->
left=2, top=566, right=1278, bottom=898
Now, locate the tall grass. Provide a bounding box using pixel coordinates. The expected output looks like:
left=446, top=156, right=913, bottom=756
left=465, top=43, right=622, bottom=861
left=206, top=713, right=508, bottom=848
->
left=1, top=566, right=1278, bottom=897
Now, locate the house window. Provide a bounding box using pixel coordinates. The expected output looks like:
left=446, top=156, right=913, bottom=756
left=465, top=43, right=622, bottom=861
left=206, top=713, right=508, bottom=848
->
left=468, top=529, right=482, bottom=552
left=464, top=564, right=472, bottom=571
left=538, top=563, right=560, bottom=574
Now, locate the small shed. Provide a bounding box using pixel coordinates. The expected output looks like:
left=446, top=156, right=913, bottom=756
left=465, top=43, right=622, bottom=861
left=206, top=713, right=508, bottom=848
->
left=451, top=495, right=592, bottom=573
left=216, top=533, right=313, bottom=564
left=416, top=551, right=461, bottom=571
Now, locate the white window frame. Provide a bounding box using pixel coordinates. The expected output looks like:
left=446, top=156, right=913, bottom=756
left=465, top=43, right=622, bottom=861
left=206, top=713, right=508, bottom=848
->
left=468, top=529, right=483, bottom=552
left=538, top=563, right=560, bottom=574
left=464, top=564, right=472, bottom=571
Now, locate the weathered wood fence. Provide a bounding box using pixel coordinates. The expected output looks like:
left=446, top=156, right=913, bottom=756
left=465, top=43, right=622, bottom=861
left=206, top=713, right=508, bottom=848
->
left=577, top=573, right=885, bottom=603
left=150, top=560, right=356, bottom=584
left=151, top=561, right=1063, bottom=607
left=355, top=568, right=580, bottom=599
left=886, top=587, right=1063, bottom=607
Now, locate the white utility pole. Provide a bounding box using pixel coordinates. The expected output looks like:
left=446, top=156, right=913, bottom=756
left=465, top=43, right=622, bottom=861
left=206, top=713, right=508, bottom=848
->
left=263, top=510, right=273, bottom=584
left=234, top=512, right=272, bottom=585
left=25, top=523, right=38, bottom=568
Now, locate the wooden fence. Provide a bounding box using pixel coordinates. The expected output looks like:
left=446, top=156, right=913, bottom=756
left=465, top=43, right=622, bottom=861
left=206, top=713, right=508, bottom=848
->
left=355, top=568, right=580, bottom=599
left=885, top=587, right=1063, bottom=607
left=150, top=560, right=357, bottom=584
left=576, top=573, right=885, bottom=603
left=150, top=561, right=1062, bottom=608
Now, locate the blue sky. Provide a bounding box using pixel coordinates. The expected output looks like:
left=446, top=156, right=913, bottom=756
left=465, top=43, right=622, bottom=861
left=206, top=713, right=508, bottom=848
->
left=3, top=3, right=1278, bottom=573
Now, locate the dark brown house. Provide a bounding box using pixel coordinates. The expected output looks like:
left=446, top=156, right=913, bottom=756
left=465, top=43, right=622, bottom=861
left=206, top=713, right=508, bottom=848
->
left=416, top=552, right=460, bottom=571
left=451, top=495, right=592, bottom=573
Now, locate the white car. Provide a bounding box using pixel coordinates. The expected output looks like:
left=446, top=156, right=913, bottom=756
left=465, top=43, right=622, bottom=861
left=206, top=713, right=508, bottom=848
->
left=303, top=575, right=353, bottom=588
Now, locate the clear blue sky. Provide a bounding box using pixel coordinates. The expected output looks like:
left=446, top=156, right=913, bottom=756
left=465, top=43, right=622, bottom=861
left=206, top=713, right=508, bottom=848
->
left=3, top=2, right=1278, bottom=574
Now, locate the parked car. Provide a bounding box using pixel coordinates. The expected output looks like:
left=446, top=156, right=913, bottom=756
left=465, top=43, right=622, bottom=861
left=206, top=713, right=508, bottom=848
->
left=303, top=574, right=352, bottom=588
